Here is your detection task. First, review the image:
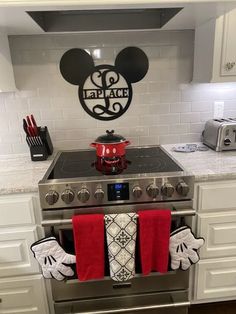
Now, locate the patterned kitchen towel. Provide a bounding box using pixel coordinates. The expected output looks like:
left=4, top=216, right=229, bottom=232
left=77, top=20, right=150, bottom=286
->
left=169, top=226, right=204, bottom=271
left=138, top=209, right=171, bottom=275
left=105, top=213, right=137, bottom=282
left=72, top=214, right=104, bottom=281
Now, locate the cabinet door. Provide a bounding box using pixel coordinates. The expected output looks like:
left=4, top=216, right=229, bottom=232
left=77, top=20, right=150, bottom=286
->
left=198, top=212, right=236, bottom=258
left=195, top=257, right=236, bottom=300
left=221, top=8, right=236, bottom=76
left=195, top=181, right=236, bottom=212
left=0, top=195, right=35, bottom=227
left=0, top=275, right=49, bottom=314
left=0, top=227, right=39, bottom=277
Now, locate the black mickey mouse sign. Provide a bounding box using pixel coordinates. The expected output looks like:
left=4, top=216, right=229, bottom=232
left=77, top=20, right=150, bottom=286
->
left=60, top=47, right=149, bottom=121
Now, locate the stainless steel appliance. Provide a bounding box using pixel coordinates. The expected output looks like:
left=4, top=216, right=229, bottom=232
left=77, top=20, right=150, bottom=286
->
left=202, top=118, right=236, bottom=151
left=39, top=146, right=195, bottom=314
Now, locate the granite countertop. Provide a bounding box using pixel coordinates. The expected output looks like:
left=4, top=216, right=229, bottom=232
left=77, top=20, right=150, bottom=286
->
left=0, top=154, right=53, bottom=195
left=1, top=144, right=236, bottom=195
left=163, top=143, right=236, bottom=182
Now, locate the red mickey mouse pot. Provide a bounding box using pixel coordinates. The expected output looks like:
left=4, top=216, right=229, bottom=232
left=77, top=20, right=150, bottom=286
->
left=90, top=130, right=130, bottom=159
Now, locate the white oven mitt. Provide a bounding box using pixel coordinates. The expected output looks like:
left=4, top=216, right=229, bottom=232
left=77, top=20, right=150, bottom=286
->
left=169, top=226, right=204, bottom=271
left=31, top=237, right=76, bottom=281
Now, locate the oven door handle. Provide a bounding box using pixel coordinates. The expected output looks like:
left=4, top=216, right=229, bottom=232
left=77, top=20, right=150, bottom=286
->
left=41, top=209, right=196, bottom=227
left=73, top=300, right=190, bottom=314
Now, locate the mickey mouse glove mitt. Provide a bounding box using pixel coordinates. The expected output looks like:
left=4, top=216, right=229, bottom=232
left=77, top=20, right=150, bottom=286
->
left=169, top=226, right=204, bottom=271
left=31, top=237, right=76, bottom=281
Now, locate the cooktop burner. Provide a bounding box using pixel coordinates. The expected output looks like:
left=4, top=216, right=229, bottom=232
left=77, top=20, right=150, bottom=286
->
left=48, top=147, right=182, bottom=179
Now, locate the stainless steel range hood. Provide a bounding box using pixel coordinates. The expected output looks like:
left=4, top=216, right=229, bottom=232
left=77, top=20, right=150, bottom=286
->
left=27, top=8, right=183, bottom=32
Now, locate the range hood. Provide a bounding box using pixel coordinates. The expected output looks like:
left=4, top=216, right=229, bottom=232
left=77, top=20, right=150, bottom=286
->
left=27, top=8, right=183, bottom=32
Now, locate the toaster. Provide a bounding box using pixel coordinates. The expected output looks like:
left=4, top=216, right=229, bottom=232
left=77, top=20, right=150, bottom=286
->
left=202, top=118, right=236, bottom=151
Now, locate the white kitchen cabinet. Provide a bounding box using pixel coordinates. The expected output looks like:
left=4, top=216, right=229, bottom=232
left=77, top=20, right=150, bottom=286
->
left=195, top=257, right=236, bottom=300
left=0, top=194, right=35, bottom=227
left=193, top=180, right=236, bottom=303
left=194, top=180, right=236, bottom=212
left=0, top=32, right=16, bottom=92
left=0, top=193, right=50, bottom=313
left=0, top=274, right=49, bottom=314
left=193, top=7, right=236, bottom=83
left=197, top=211, right=236, bottom=259
left=0, top=226, right=39, bottom=277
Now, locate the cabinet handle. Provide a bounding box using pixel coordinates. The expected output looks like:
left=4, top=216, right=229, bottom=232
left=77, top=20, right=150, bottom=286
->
left=225, top=62, right=235, bottom=71
left=0, top=298, right=2, bottom=303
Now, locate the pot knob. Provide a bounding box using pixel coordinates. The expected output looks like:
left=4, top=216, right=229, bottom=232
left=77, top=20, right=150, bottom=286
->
left=176, top=182, right=189, bottom=196
left=94, top=188, right=105, bottom=201
left=45, top=190, right=59, bottom=205
left=78, top=188, right=90, bottom=203
left=146, top=184, right=159, bottom=198
left=132, top=185, right=142, bottom=199
left=161, top=183, right=175, bottom=197
left=61, top=189, right=75, bottom=204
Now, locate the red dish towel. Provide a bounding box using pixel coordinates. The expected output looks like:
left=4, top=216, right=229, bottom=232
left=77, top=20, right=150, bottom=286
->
left=138, top=209, right=171, bottom=275
left=72, top=214, right=104, bottom=281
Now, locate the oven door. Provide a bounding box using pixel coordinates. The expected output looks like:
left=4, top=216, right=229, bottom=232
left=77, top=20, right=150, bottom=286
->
left=42, top=201, right=194, bottom=314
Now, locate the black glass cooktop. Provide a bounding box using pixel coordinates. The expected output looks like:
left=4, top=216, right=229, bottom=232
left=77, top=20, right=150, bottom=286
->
left=48, top=147, right=183, bottom=179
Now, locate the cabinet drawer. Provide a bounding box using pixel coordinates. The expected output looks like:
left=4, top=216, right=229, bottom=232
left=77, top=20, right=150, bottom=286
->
left=198, top=212, right=236, bottom=258
left=0, top=227, right=39, bottom=277
left=195, top=257, right=236, bottom=300
left=0, top=195, right=35, bottom=226
left=0, top=275, right=49, bottom=314
left=196, top=181, right=236, bottom=211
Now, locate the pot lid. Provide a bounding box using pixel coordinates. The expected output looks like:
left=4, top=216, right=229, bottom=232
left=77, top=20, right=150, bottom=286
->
left=95, top=130, right=126, bottom=144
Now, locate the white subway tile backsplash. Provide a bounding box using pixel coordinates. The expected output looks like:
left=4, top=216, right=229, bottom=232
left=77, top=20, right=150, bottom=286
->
left=169, top=124, right=190, bottom=134
left=139, top=115, right=160, bottom=126
left=179, top=133, right=201, bottom=143
left=139, top=136, right=159, bottom=146
left=149, top=125, right=169, bottom=135
left=191, top=101, right=213, bottom=112
left=159, top=134, right=180, bottom=144
left=128, top=127, right=149, bottom=137
left=180, top=112, right=201, bottom=123
left=160, top=91, right=181, bottom=103
left=149, top=104, right=170, bottom=114
left=159, top=114, right=180, bottom=124
left=200, top=112, right=214, bottom=122
left=189, top=123, right=205, bottom=133
left=0, top=30, right=234, bottom=154
left=170, top=102, right=191, bottom=113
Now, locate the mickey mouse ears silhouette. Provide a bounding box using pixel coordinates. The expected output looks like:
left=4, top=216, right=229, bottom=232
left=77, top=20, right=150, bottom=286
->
left=60, top=46, right=149, bottom=86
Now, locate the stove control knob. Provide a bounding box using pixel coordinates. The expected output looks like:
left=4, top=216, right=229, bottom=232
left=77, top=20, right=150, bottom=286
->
left=176, top=182, right=189, bottom=196
left=224, top=138, right=231, bottom=146
left=94, top=188, right=105, bottom=201
left=132, top=186, right=142, bottom=199
left=78, top=188, right=90, bottom=203
left=161, top=183, right=175, bottom=197
left=146, top=184, right=159, bottom=198
left=61, top=189, right=75, bottom=204
left=45, top=190, right=59, bottom=205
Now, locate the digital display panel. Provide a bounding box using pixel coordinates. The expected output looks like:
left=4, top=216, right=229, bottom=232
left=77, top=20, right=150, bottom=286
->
left=107, top=183, right=129, bottom=201
left=114, top=183, right=123, bottom=190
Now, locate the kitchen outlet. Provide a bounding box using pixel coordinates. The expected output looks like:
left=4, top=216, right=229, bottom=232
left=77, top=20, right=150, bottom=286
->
left=213, top=101, right=224, bottom=118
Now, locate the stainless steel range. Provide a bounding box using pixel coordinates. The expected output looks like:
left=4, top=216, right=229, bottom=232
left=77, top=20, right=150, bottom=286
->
left=39, top=146, right=195, bottom=314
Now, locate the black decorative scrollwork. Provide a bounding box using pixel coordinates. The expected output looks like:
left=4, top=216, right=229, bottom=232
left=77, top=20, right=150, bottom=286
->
left=79, top=65, right=132, bottom=121
left=60, top=47, right=149, bottom=121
